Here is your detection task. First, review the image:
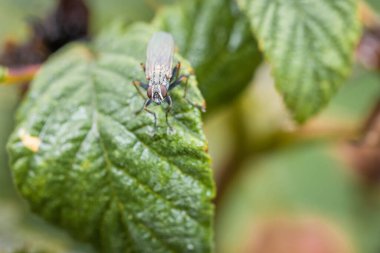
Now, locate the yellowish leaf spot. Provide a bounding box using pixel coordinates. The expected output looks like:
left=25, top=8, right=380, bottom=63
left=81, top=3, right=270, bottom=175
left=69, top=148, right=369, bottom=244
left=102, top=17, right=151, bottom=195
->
left=19, top=128, right=41, bottom=152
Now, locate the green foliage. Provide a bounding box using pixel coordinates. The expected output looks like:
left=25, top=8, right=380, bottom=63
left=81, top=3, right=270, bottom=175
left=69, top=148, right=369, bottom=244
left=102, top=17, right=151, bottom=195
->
left=366, top=0, right=380, bottom=14
left=0, top=86, right=18, bottom=198
left=0, top=0, right=53, bottom=41
left=0, top=0, right=53, bottom=199
left=154, top=0, right=262, bottom=112
left=237, top=0, right=361, bottom=122
left=322, top=67, right=380, bottom=121
left=0, top=200, right=89, bottom=253
left=1, top=0, right=376, bottom=253
left=217, top=143, right=380, bottom=253
left=7, top=23, right=214, bottom=253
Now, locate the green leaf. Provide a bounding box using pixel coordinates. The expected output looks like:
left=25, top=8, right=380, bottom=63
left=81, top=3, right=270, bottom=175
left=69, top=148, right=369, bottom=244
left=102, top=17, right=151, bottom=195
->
left=154, top=0, right=262, bottom=112
left=237, top=0, right=361, bottom=122
left=7, top=23, right=214, bottom=253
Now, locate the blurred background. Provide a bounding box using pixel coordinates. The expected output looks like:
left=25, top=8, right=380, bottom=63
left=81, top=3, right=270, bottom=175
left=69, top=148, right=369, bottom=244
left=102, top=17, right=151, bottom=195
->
left=1, top=0, right=380, bottom=253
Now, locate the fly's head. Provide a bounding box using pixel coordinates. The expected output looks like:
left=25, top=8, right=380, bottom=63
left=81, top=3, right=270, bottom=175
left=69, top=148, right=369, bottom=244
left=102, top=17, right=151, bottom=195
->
left=147, top=68, right=170, bottom=104
left=147, top=84, right=167, bottom=104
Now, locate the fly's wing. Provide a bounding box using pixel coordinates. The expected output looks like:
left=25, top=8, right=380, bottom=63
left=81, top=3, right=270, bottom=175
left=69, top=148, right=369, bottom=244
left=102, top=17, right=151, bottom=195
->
left=145, top=31, right=174, bottom=81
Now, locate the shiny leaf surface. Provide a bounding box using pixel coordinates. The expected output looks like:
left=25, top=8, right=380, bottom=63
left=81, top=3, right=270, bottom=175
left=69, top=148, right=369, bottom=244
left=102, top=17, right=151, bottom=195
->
left=237, top=0, right=361, bottom=122
left=8, top=23, right=214, bottom=253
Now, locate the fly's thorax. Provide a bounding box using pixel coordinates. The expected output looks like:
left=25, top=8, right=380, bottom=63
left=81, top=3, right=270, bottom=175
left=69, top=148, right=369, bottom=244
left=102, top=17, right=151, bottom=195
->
left=150, top=65, right=171, bottom=88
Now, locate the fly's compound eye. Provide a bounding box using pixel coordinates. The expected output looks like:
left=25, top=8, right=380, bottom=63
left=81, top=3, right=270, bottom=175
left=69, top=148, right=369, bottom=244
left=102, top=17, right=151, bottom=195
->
left=147, top=86, right=153, bottom=99
left=160, top=85, right=167, bottom=97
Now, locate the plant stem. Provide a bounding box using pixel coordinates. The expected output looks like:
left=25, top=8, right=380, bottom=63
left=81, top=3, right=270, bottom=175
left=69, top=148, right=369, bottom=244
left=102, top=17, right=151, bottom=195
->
left=0, top=64, right=41, bottom=85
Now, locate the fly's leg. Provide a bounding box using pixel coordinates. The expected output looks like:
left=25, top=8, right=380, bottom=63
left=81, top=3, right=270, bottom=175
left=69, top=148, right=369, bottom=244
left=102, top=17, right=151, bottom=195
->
left=135, top=100, right=146, bottom=115
left=132, top=80, right=148, bottom=99
left=168, top=75, right=206, bottom=112
left=185, top=97, right=206, bottom=112
left=169, top=74, right=191, bottom=101
left=170, top=62, right=181, bottom=83
left=145, top=109, right=158, bottom=131
left=140, top=63, right=146, bottom=72
left=165, top=96, right=173, bottom=131
left=133, top=80, right=148, bottom=90
left=168, top=74, right=188, bottom=91
left=138, top=99, right=157, bottom=130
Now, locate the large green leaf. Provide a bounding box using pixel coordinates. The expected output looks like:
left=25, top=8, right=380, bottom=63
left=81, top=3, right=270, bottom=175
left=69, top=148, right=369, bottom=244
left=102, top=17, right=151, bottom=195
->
left=7, top=23, right=214, bottom=253
left=154, top=0, right=262, bottom=112
left=237, top=0, right=361, bottom=122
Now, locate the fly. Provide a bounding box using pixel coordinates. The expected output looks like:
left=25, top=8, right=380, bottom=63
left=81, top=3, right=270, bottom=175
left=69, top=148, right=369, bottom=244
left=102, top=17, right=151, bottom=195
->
left=132, top=31, right=203, bottom=131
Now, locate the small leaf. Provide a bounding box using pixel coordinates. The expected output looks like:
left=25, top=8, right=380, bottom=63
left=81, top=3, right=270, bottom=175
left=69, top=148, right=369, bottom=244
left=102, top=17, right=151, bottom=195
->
left=237, top=0, right=361, bottom=122
left=154, top=0, right=262, bottom=112
left=8, top=23, right=214, bottom=253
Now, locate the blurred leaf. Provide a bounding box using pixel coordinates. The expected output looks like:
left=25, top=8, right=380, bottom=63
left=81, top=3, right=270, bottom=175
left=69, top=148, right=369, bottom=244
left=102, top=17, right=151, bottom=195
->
left=237, top=0, right=361, bottom=122
left=235, top=66, right=380, bottom=148
left=90, top=0, right=183, bottom=31
left=0, top=200, right=90, bottom=253
left=89, top=0, right=156, bottom=31
left=7, top=23, right=214, bottom=253
left=154, top=0, right=262, bottom=112
left=204, top=107, right=237, bottom=175
left=366, top=0, right=380, bottom=14
left=321, top=67, right=380, bottom=122
left=0, top=0, right=53, bottom=42
left=0, top=86, right=19, bottom=198
left=235, top=65, right=292, bottom=150
left=217, top=142, right=380, bottom=253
